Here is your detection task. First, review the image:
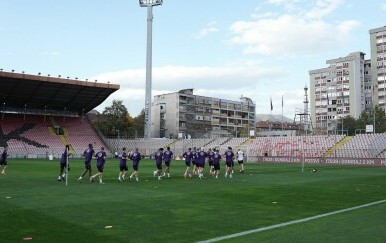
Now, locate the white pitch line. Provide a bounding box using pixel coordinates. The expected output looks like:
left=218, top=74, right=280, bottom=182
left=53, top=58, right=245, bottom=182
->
left=198, top=199, right=386, bottom=243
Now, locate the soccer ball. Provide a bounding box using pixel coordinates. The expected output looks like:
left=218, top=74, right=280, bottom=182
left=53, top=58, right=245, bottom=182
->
left=311, top=168, right=317, bottom=173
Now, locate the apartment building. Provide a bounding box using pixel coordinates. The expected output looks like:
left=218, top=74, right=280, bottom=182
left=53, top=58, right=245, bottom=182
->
left=151, top=89, right=255, bottom=138
left=309, top=52, right=367, bottom=133
left=369, top=26, right=386, bottom=110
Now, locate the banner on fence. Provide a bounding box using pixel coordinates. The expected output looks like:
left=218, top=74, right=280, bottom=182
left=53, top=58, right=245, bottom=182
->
left=253, top=156, right=386, bottom=167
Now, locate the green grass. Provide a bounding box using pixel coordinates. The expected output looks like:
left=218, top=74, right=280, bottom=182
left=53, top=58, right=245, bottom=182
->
left=1, top=159, right=386, bottom=242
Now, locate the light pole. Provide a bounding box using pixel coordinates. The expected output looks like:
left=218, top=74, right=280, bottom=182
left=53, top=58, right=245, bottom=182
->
left=139, top=0, right=163, bottom=139
left=340, top=92, right=344, bottom=135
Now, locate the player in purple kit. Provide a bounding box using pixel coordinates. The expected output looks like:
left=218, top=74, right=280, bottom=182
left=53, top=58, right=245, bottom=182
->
left=196, top=147, right=207, bottom=179
left=129, top=147, right=141, bottom=182
left=58, top=145, right=71, bottom=181
left=90, top=147, right=107, bottom=184
left=78, top=143, right=95, bottom=182
left=153, top=148, right=164, bottom=180
left=118, top=147, right=129, bottom=181
left=224, top=147, right=235, bottom=178
left=212, top=149, right=221, bottom=178
left=207, top=148, right=215, bottom=176
left=163, top=146, right=173, bottom=178
left=192, top=147, right=198, bottom=175
left=182, top=147, right=193, bottom=178
left=0, top=147, right=9, bottom=175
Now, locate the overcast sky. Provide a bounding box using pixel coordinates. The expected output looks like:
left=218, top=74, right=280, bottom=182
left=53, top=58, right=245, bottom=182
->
left=1, top=0, right=385, bottom=118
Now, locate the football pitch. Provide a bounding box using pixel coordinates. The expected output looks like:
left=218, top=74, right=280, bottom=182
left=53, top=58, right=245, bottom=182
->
left=1, top=158, right=386, bottom=242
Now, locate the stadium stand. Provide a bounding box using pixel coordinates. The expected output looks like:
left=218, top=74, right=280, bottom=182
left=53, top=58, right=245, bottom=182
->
left=106, top=133, right=386, bottom=160
left=107, top=138, right=174, bottom=157
left=335, top=133, right=386, bottom=158
left=248, top=135, right=345, bottom=158
left=0, top=70, right=119, bottom=158
left=0, top=114, right=111, bottom=158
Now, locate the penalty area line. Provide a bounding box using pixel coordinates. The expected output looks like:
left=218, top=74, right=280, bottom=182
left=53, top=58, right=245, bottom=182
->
left=198, top=199, right=386, bottom=243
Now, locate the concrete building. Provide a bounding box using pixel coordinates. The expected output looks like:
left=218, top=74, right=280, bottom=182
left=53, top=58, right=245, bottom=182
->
left=369, top=26, right=386, bottom=111
left=151, top=89, right=255, bottom=138
left=309, top=52, right=367, bottom=134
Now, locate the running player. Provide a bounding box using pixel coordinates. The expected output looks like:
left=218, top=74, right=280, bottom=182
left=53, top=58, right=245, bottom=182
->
left=182, top=147, right=193, bottom=178
left=196, top=147, right=207, bottom=179
left=192, top=147, right=198, bottom=175
left=207, top=148, right=214, bottom=176
left=58, top=145, right=71, bottom=181
left=212, top=149, right=221, bottom=178
left=237, top=148, right=245, bottom=173
left=118, top=147, right=129, bottom=181
left=78, top=143, right=95, bottom=182
left=224, top=147, right=235, bottom=178
left=0, top=147, right=9, bottom=175
left=153, top=148, right=164, bottom=180
left=163, top=146, right=173, bottom=178
left=129, top=147, right=141, bottom=182
left=90, top=147, right=107, bottom=184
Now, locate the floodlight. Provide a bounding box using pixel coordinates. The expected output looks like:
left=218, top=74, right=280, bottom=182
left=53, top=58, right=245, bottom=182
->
left=139, top=0, right=163, bottom=139
left=139, top=0, right=163, bottom=7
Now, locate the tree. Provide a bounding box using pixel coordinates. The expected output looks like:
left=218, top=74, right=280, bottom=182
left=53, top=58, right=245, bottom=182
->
left=336, top=116, right=356, bottom=135
left=90, top=101, right=145, bottom=138
left=356, top=105, right=386, bottom=134
left=374, top=105, right=386, bottom=133
left=131, top=109, right=145, bottom=138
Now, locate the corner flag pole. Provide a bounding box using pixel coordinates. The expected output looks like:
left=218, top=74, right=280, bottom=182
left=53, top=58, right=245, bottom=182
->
left=281, top=95, right=284, bottom=131
left=301, top=139, right=305, bottom=173
left=65, top=146, right=69, bottom=186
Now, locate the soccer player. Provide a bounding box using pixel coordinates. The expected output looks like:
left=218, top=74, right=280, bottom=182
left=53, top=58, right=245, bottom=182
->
left=196, top=147, right=207, bottom=179
left=153, top=148, right=164, bottom=180
left=58, top=145, right=71, bottom=181
left=237, top=148, right=245, bottom=173
left=163, top=146, right=173, bottom=178
left=90, top=147, right=107, bottom=184
left=118, top=147, right=129, bottom=181
left=182, top=147, right=193, bottom=178
left=207, top=148, right=215, bottom=176
left=212, top=149, right=221, bottom=178
left=129, top=147, right=141, bottom=182
left=0, top=147, right=9, bottom=175
left=192, top=147, right=198, bottom=175
left=224, top=147, right=235, bottom=178
left=78, top=143, right=95, bottom=182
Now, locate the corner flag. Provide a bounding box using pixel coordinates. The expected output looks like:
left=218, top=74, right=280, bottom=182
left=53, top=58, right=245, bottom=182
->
left=270, top=97, right=273, bottom=111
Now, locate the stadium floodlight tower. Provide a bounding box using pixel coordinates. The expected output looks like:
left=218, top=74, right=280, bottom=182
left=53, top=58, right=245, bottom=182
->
left=139, top=0, right=163, bottom=139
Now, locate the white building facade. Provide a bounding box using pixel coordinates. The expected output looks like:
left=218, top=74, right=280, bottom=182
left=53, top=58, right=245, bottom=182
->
left=369, top=26, right=386, bottom=110
left=151, top=89, right=255, bottom=138
left=309, top=52, right=367, bottom=134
